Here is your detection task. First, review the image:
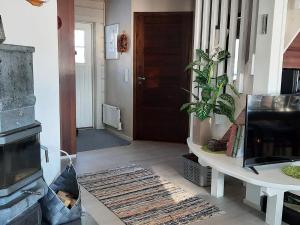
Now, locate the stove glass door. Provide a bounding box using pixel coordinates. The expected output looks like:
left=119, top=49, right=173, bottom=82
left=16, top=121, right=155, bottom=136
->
left=0, top=134, right=41, bottom=189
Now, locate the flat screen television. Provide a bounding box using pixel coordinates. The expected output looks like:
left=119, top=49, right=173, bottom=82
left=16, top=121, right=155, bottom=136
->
left=244, top=94, right=300, bottom=167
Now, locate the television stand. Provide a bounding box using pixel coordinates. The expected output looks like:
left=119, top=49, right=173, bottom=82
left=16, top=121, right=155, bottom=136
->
left=249, top=166, right=259, bottom=175
left=187, top=138, right=300, bottom=225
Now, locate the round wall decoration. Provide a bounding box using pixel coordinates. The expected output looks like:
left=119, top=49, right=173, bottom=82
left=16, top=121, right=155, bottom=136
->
left=117, top=32, right=129, bottom=54
left=57, top=16, right=62, bottom=30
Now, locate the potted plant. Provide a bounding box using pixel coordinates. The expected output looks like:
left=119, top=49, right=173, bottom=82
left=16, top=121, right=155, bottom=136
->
left=181, top=47, right=240, bottom=146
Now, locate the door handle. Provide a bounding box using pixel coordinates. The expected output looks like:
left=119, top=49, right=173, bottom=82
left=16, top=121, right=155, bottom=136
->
left=137, top=76, right=146, bottom=81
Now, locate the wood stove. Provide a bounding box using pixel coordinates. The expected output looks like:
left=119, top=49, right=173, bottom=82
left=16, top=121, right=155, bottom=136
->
left=0, top=44, right=47, bottom=225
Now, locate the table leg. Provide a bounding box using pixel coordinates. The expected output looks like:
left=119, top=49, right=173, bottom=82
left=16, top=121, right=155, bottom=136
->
left=243, top=183, right=262, bottom=210
left=211, top=168, right=224, bottom=198
left=263, top=189, right=284, bottom=225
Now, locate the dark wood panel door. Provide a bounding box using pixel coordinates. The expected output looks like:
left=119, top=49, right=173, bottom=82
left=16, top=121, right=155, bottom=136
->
left=134, top=12, right=193, bottom=143
left=57, top=0, right=77, bottom=155
left=283, top=32, right=300, bottom=69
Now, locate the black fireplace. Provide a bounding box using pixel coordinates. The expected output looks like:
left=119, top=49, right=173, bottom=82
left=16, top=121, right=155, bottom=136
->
left=0, top=122, right=42, bottom=195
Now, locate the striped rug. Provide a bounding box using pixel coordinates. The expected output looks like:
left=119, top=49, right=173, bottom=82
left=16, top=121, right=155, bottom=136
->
left=78, top=165, right=223, bottom=225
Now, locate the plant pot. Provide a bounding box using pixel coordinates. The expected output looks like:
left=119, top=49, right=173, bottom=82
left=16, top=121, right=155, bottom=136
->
left=192, top=117, right=212, bottom=146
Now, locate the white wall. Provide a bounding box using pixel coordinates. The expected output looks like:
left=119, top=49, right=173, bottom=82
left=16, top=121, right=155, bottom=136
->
left=0, top=0, right=60, bottom=184
left=253, top=0, right=287, bottom=95
left=105, top=0, right=133, bottom=139
left=133, top=0, right=194, bottom=12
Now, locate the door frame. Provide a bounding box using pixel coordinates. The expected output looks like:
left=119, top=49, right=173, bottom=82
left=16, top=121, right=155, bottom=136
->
left=75, top=22, right=95, bottom=129
left=58, top=0, right=105, bottom=155
left=133, top=12, right=194, bottom=140
left=58, top=0, right=77, bottom=155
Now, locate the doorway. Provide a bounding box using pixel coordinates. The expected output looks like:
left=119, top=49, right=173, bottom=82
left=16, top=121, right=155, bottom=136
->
left=75, top=23, right=94, bottom=129
left=134, top=12, right=193, bottom=143
left=75, top=23, right=94, bottom=128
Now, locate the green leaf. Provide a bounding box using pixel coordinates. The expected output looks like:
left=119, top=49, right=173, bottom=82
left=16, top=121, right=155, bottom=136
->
left=195, top=102, right=212, bottom=121
left=219, top=93, right=235, bottom=110
left=185, top=61, right=203, bottom=71
left=192, top=64, right=211, bottom=77
left=213, top=107, right=222, bottom=115
left=180, top=102, right=196, bottom=111
left=192, top=69, right=209, bottom=80
left=181, top=88, right=199, bottom=101
left=201, top=63, right=213, bottom=80
left=229, top=84, right=241, bottom=97
left=201, top=86, right=212, bottom=102
left=194, top=75, right=208, bottom=87
left=192, top=68, right=202, bottom=75
left=187, top=107, right=197, bottom=114
left=196, top=49, right=210, bottom=61
left=216, top=101, right=235, bottom=122
left=217, top=50, right=230, bottom=62
left=217, top=74, right=229, bottom=87
left=195, top=83, right=211, bottom=89
left=217, top=101, right=233, bottom=114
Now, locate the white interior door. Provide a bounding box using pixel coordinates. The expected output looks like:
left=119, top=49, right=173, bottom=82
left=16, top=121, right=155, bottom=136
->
left=75, top=23, right=93, bottom=128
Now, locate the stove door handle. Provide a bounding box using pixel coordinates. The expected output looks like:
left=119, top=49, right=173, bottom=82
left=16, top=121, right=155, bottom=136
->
left=41, top=145, right=49, bottom=163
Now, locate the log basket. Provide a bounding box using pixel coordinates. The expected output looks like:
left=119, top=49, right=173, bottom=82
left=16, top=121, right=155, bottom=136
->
left=40, top=150, right=82, bottom=225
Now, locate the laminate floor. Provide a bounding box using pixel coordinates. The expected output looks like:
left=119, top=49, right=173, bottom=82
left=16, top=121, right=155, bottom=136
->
left=63, top=141, right=282, bottom=225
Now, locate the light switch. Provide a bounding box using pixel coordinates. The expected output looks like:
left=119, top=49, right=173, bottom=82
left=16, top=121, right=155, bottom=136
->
left=124, top=68, right=129, bottom=83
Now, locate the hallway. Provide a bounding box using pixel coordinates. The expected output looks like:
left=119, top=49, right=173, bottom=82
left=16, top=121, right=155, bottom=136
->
left=64, top=141, right=273, bottom=225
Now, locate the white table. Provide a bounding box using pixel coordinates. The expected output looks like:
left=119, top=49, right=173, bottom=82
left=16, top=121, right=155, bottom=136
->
left=187, top=138, right=300, bottom=225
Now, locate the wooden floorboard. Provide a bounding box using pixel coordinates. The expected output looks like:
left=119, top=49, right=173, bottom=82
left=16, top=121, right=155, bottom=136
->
left=62, top=141, right=283, bottom=225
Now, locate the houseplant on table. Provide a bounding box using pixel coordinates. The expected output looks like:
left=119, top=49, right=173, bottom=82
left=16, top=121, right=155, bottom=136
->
left=181, top=47, right=240, bottom=146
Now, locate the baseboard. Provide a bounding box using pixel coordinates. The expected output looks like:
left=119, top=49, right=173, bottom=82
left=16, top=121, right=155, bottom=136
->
left=106, top=127, right=133, bottom=142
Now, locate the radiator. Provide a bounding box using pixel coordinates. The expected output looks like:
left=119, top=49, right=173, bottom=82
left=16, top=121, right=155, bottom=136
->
left=102, top=104, right=122, bottom=130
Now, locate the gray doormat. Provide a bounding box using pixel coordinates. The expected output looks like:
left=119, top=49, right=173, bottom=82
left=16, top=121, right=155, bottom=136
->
left=77, top=129, right=130, bottom=152
left=78, top=165, right=224, bottom=225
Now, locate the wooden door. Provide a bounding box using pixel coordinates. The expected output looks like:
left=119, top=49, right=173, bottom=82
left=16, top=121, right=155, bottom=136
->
left=134, top=12, right=193, bottom=143
left=283, top=32, right=300, bottom=69
left=57, top=0, right=77, bottom=155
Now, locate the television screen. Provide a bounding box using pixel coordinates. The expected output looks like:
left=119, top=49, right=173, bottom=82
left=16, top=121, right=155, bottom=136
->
left=244, top=95, right=300, bottom=167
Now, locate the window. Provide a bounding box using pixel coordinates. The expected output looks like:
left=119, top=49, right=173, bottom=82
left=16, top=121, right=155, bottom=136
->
left=75, top=30, right=85, bottom=63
